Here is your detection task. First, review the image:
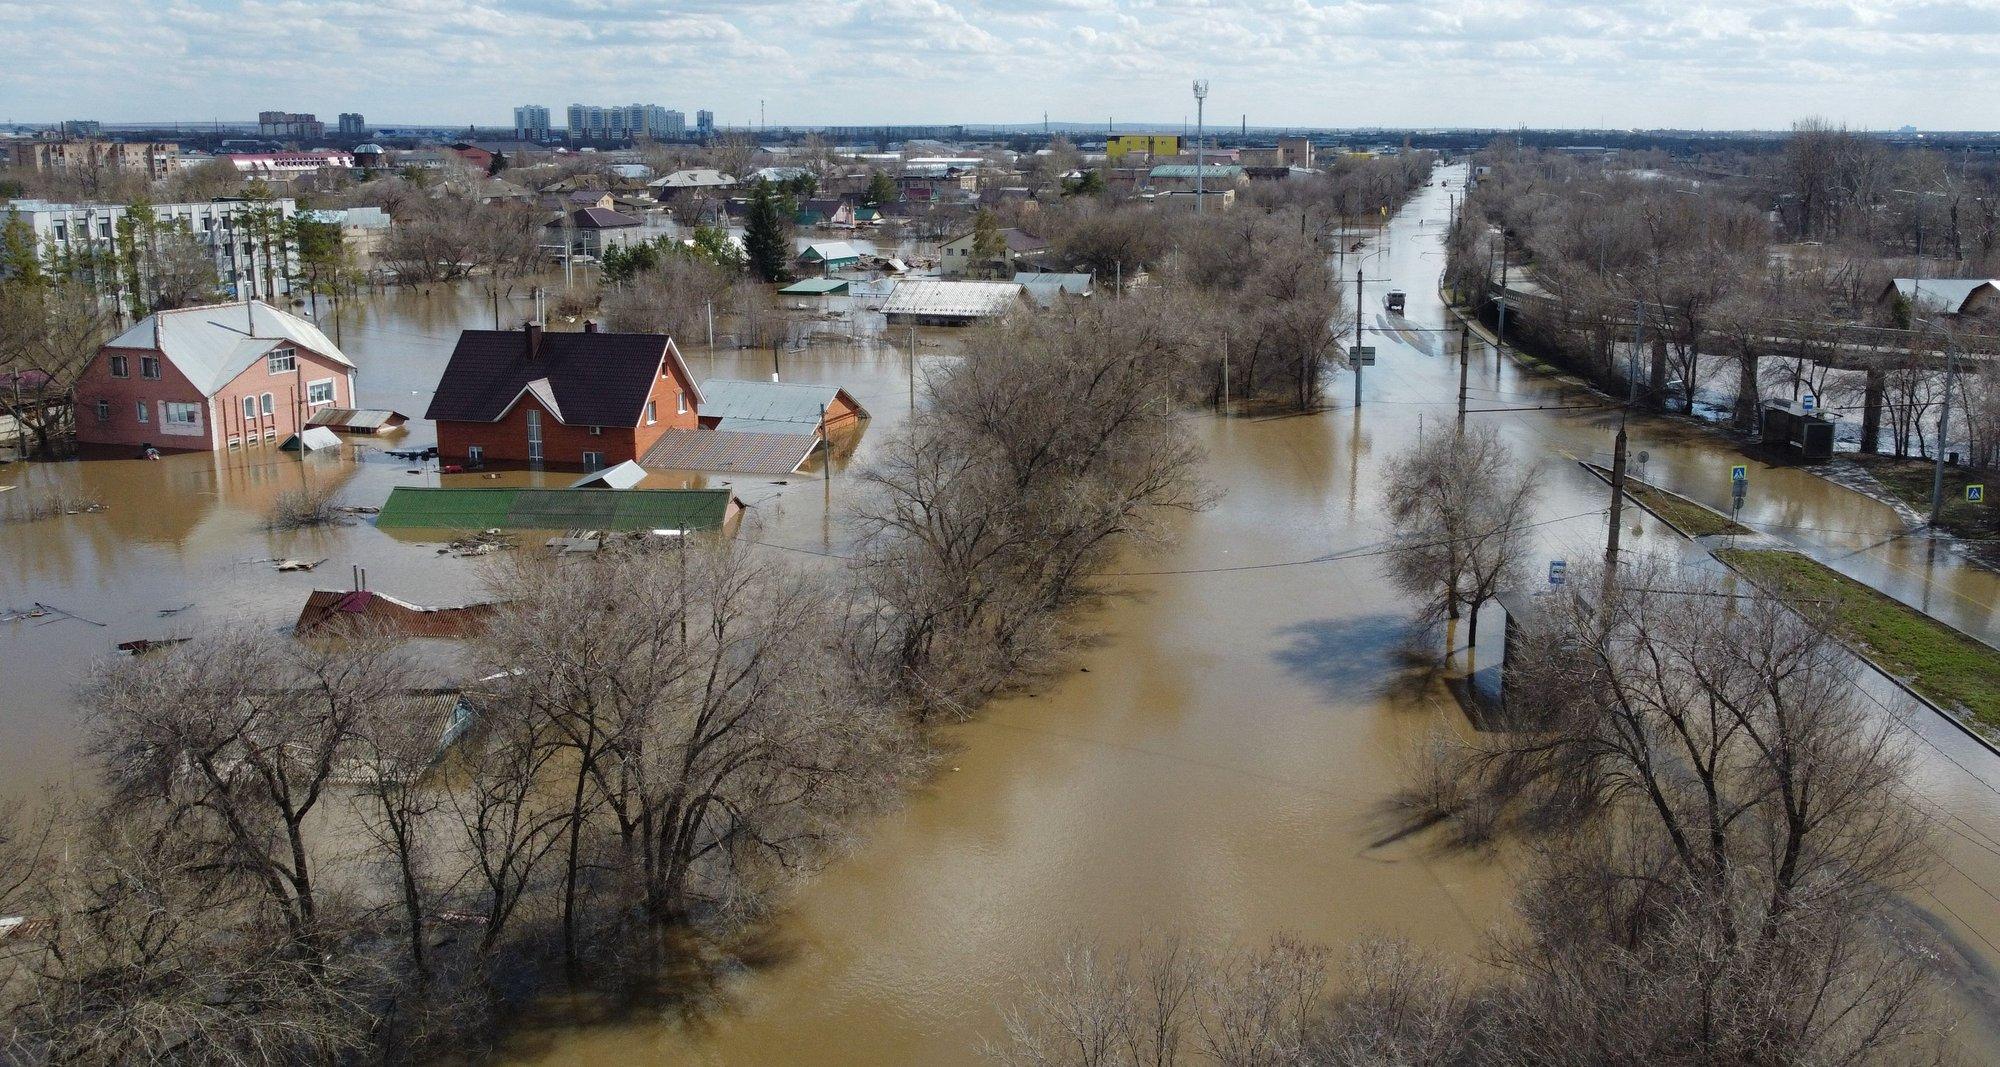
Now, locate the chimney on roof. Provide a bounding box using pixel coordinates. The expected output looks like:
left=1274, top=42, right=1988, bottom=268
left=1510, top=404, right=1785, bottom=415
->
left=583, top=319, right=598, bottom=333
left=526, top=320, right=543, bottom=359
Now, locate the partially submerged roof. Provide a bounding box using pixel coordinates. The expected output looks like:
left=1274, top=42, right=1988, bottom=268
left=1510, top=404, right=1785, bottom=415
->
left=946, top=227, right=1048, bottom=254
left=698, top=378, right=869, bottom=425
left=641, top=428, right=819, bottom=475
left=425, top=330, right=699, bottom=427
left=377, top=487, right=737, bottom=532
left=881, top=280, right=1025, bottom=319
left=568, top=459, right=648, bottom=490
left=799, top=240, right=861, bottom=263
left=281, top=426, right=343, bottom=452
left=779, top=278, right=851, bottom=295
left=105, top=301, right=352, bottom=398
left=307, top=407, right=407, bottom=431
left=1015, top=271, right=1094, bottom=307
left=294, top=588, right=498, bottom=638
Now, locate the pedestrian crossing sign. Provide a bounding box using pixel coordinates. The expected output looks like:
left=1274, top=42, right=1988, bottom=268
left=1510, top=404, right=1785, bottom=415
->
left=1970, top=484, right=1986, bottom=504
left=1731, top=465, right=1748, bottom=484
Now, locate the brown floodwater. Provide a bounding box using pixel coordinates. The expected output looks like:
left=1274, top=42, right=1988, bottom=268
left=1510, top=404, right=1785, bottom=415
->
left=5, top=172, right=2000, bottom=1062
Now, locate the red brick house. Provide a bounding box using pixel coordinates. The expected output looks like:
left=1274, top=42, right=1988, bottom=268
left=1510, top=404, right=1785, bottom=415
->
left=77, top=300, right=357, bottom=453
left=426, top=323, right=702, bottom=468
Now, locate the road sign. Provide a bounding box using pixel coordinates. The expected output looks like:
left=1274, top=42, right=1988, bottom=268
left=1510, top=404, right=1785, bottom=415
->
left=1548, top=559, right=1567, bottom=587
left=1351, top=345, right=1376, bottom=366
left=1971, top=484, right=1987, bottom=503
left=1637, top=450, right=1650, bottom=464
left=1801, top=394, right=1816, bottom=413
left=1731, top=465, right=1748, bottom=484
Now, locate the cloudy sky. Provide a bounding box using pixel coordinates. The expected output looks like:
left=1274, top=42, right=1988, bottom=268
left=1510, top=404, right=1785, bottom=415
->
left=1, top=0, right=1995, bottom=130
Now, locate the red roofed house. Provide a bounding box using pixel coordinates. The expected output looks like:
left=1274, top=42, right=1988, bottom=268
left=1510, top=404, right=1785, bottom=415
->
left=426, top=323, right=702, bottom=468
left=77, top=300, right=357, bottom=452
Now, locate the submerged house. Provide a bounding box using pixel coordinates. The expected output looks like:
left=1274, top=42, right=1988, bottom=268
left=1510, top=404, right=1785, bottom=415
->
left=425, top=323, right=702, bottom=468
left=798, top=241, right=862, bottom=274
left=76, top=300, right=357, bottom=453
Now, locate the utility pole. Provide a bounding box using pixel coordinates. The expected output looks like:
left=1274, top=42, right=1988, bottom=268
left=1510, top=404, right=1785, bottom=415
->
left=1605, top=424, right=1629, bottom=575
left=1496, top=242, right=1509, bottom=353
left=1930, top=343, right=1959, bottom=525
left=1192, top=80, right=1209, bottom=214
left=1353, top=267, right=1365, bottom=408
left=1457, top=322, right=1470, bottom=432
left=1222, top=337, right=1230, bottom=412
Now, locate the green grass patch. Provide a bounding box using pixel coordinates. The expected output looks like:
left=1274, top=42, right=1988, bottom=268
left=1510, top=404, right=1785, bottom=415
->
left=1717, top=547, right=2000, bottom=729
left=1851, top=455, right=1998, bottom=544
left=1586, top=464, right=1752, bottom=538
left=1625, top=477, right=1752, bottom=538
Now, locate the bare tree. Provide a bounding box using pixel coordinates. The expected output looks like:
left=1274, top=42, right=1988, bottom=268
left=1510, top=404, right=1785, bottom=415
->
left=88, top=631, right=417, bottom=948
left=0, top=280, right=117, bottom=458
left=853, top=296, right=1210, bottom=716
left=1380, top=425, right=1541, bottom=647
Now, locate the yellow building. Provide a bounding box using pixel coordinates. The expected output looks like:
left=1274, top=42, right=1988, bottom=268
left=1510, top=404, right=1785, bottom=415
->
left=1106, top=134, right=1181, bottom=162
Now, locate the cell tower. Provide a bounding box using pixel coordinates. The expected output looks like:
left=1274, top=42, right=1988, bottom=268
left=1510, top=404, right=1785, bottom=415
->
left=1192, top=79, right=1209, bottom=213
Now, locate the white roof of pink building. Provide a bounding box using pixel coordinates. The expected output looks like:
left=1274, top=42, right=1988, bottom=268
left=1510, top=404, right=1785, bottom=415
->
left=106, top=301, right=352, bottom=397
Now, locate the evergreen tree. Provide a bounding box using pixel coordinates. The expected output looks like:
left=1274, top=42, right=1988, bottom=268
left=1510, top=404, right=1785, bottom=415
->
left=864, top=169, right=897, bottom=206
left=743, top=185, right=790, bottom=283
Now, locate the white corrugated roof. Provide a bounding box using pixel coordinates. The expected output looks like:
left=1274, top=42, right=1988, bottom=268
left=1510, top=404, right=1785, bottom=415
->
left=106, top=301, right=351, bottom=397
left=880, top=280, right=1024, bottom=319
left=569, top=460, right=648, bottom=489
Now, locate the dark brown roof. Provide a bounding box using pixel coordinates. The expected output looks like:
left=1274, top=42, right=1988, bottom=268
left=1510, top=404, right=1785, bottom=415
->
left=567, top=206, right=641, bottom=229
left=294, top=589, right=498, bottom=638
left=641, top=427, right=818, bottom=475
left=425, top=330, right=672, bottom=426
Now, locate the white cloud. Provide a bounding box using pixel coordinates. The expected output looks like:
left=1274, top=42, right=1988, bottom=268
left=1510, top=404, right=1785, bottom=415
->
left=0, top=0, right=1996, bottom=128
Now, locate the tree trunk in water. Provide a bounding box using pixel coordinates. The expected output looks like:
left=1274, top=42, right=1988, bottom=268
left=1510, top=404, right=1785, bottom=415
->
left=1734, top=351, right=1760, bottom=433
left=1650, top=337, right=1669, bottom=410
left=1859, top=368, right=1885, bottom=455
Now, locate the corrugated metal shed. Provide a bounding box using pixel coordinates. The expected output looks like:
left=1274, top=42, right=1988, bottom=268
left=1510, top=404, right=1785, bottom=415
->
left=377, top=487, right=736, bottom=531
left=881, top=280, right=1024, bottom=322
left=641, top=428, right=818, bottom=475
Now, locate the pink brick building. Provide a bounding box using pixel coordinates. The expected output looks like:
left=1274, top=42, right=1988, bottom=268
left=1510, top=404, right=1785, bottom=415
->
left=77, top=301, right=357, bottom=454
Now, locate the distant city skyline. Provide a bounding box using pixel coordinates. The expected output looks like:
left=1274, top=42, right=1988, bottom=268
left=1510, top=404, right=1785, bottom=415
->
left=3, top=0, right=1996, bottom=131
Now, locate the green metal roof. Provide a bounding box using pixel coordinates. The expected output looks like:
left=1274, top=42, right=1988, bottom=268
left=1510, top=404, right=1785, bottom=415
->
left=377, top=487, right=734, bottom=532
left=778, top=278, right=850, bottom=295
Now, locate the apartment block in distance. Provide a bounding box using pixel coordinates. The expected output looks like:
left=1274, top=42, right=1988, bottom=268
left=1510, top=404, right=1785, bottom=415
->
left=4, top=139, right=180, bottom=182
left=514, top=104, right=551, bottom=142
left=257, top=111, right=324, bottom=138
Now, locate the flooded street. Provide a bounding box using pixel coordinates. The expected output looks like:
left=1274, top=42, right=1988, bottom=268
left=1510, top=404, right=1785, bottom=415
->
left=496, top=170, right=2000, bottom=1062
left=6, top=169, right=2000, bottom=1063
